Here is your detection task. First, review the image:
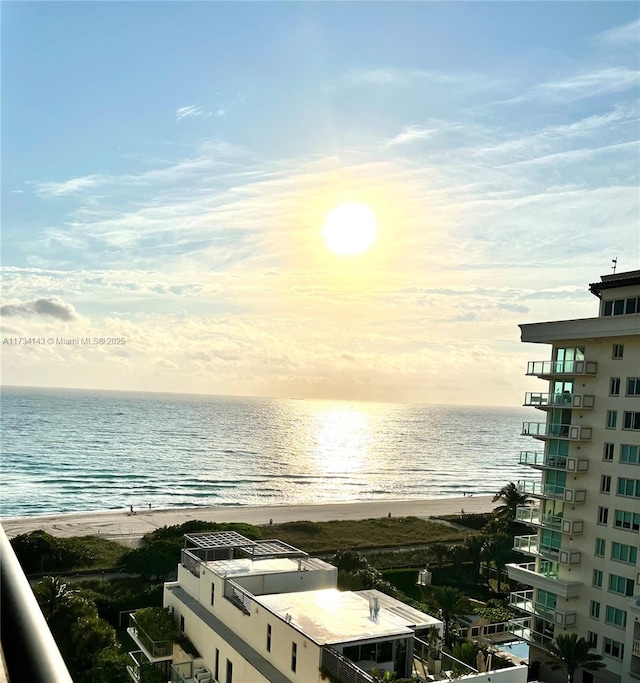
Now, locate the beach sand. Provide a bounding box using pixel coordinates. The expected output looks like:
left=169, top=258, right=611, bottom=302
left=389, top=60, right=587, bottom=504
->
left=1, top=496, right=496, bottom=546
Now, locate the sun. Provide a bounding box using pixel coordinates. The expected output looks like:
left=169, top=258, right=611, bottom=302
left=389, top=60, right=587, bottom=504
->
left=322, top=203, right=377, bottom=256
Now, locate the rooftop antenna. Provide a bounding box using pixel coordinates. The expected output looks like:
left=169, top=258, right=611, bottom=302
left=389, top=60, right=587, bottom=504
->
left=612, top=258, right=618, bottom=274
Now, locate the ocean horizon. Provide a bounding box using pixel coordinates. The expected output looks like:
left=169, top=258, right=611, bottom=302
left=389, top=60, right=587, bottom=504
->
left=1, top=385, right=538, bottom=518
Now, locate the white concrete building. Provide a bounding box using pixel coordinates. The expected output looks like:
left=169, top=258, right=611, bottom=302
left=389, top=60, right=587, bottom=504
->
left=507, top=270, right=640, bottom=683
left=128, top=530, right=527, bottom=682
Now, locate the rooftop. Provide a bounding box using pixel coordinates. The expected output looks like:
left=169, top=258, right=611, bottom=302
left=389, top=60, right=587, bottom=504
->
left=589, top=269, right=640, bottom=298
left=184, top=531, right=307, bottom=560
left=255, top=588, right=441, bottom=646
left=206, top=555, right=331, bottom=578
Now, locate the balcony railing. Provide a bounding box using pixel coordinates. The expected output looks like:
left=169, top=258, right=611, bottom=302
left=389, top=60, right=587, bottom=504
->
left=0, top=524, right=73, bottom=683
left=513, top=536, right=581, bottom=565
left=127, top=650, right=144, bottom=682
left=507, top=618, right=554, bottom=650
left=634, top=640, right=640, bottom=657
left=506, top=562, right=582, bottom=599
left=522, top=423, right=592, bottom=441
left=515, top=507, right=583, bottom=535
left=517, top=480, right=586, bottom=504
left=526, top=360, right=597, bottom=377
left=519, top=451, right=589, bottom=473
left=172, top=660, right=216, bottom=683
left=524, top=392, right=594, bottom=409
left=128, top=614, right=173, bottom=660
left=509, top=590, right=576, bottom=626
left=224, top=579, right=253, bottom=615
left=321, top=647, right=375, bottom=683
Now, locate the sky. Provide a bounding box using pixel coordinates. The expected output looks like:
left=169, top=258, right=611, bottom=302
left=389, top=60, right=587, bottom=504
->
left=1, top=1, right=639, bottom=406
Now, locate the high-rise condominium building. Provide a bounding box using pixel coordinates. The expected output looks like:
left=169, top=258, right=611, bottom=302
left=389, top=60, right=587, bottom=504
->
left=507, top=269, right=640, bottom=683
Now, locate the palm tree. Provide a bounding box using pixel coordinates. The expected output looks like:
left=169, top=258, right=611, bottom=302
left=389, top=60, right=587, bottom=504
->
left=34, top=576, right=77, bottom=622
left=423, top=586, right=472, bottom=648
left=480, top=532, right=512, bottom=594
left=548, top=633, right=605, bottom=683
left=492, top=482, right=529, bottom=522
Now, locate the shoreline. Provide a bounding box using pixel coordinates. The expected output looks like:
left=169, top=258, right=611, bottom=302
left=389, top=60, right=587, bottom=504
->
left=1, top=495, right=496, bottom=545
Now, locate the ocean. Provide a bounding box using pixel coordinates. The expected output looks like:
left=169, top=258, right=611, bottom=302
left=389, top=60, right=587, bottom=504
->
left=0, top=386, right=537, bottom=518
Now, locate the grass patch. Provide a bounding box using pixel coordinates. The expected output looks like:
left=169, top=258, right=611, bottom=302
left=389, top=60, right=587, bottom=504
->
left=70, top=535, right=130, bottom=570
left=265, top=516, right=469, bottom=554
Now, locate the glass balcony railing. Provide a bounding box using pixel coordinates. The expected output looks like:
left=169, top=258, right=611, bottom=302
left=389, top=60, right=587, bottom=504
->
left=507, top=618, right=555, bottom=650
left=522, top=423, right=592, bottom=441
left=526, top=360, right=597, bottom=377
left=518, top=480, right=564, bottom=500
left=519, top=451, right=568, bottom=469
left=515, top=506, right=565, bottom=531
left=510, top=590, right=576, bottom=626
left=514, top=535, right=560, bottom=562
left=524, top=392, right=594, bottom=409
left=128, top=614, right=173, bottom=660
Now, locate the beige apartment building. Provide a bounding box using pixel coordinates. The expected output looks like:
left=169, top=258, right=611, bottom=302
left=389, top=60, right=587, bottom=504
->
left=128, top=530, right=528, bottom=682
left=507, top=269, right=640, bottom=683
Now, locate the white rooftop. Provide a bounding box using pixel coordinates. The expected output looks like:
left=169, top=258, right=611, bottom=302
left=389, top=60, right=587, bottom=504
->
left=207, top=556, right=331, bottom=578
left=254, top=588, right=441, bottom=646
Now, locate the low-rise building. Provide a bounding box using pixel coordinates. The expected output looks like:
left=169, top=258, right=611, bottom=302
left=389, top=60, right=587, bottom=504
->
left=128, top=530, right=527, bottom=682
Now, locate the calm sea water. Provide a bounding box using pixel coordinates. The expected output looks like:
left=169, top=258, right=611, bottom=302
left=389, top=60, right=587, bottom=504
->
left=0, top=387, right=536, bottom=518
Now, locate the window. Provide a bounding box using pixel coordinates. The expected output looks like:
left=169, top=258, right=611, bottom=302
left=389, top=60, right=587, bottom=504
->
left=266, top=624, right=272, bottom=652
left=215, top=650, right=219, bottom=680
left=226, top=659, right=233, bottom=683
left=600, top=475, right=611, bottom=493
left=608, top=573, right=634, bottom=596
left=627, top=378, right=640, bottom=396
left=610, top=377, right=621, bottom=396
left=612, top=344, right=624, bottom=359
left=611, top=541, right=638, bottom=564
left=536, top=589, right=557, bottom=610
left=595, top=538, right=606, bottom=557
left=589, top=600, right=600, bottom=619
left=603, top=637, right=624, bottom=660
left=613, top=509, right=640, bottom=531
left=621, top=444, right=640, bottom=464
left=605, top=605, right=627, bottom=628
left=211, top=582, right=215, bottom=607
left=180, top=615, right=185, bottom=634
left=592, top=569, right=603, bottom=588
left=623, top=411, right=640, bottom=430
left=603, top=443, right=614, bottom=461
left=587, top=631, right=598, bottom=649
left=597, top=507, right=609, bottom=525
left=617, top=477, right=640, bottom=498
left=606, top=411, right=617, bottom=429
left=291, top=642, right=297, bottom=673
left=604, top=297, right=639, bottom=316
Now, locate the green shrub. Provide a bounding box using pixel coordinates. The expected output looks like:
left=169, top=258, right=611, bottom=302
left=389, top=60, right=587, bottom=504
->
left=10, top=530, right=93, bottom=573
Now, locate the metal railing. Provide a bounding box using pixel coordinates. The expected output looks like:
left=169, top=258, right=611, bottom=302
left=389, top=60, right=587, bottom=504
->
left=519, top=450, right=568, bottom=469
left=522, top=423, right=592, bottom=441
left=321, top=647, right=375, bottom=683
left=0, top=524, right=73, bottom=682
left=128, top=613, right=173, bottom=658
left=507, top=618, right=554, bottom=650
left=224, top=579, right=253, bottom=615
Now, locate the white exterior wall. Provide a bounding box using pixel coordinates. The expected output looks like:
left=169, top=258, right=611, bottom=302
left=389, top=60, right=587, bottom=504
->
left=516, top=273, right=640, bottom=683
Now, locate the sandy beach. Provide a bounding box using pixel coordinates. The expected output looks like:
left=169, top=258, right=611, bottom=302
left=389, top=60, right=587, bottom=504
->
left=1, top=495, right=496, bottom=546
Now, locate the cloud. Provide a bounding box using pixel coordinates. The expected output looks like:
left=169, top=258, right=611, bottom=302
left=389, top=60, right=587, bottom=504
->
left=343, top=67, right=501, bottom=90
left=34, top=175, right=105, bottom=198
left=383, top=126, right=437, bottom=147
left=597, top=18, right=640, bottom=46
left=1, top=296, right=79, bottom=320
left=176, top=105, right=212, bottom=122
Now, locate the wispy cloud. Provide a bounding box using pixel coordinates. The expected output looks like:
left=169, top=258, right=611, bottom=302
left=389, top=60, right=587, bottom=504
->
left=596, top=18, right=640, bottom=46
left=383, top=126, right=437, bottom=147
left=35, top=174, right=105, bottom=198
left=176, top=105, right=212, bottom=122
left=343, top=67, right=502, bottom=90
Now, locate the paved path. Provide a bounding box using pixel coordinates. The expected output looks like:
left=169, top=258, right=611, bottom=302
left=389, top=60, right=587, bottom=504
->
left=1, top=495, right=496, bottom=546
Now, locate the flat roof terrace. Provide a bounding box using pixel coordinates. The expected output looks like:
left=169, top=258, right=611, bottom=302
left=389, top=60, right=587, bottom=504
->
left=255, top=588, right=441, bottom=646
left=206, top=555, right=332, bottom=579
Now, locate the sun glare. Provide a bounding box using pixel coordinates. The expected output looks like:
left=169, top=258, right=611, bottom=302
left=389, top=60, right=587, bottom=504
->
left=322, top=203, right=377, bottom=256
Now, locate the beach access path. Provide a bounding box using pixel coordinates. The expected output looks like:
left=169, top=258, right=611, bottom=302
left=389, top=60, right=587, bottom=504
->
left=2, top=496, right=496, bottom=546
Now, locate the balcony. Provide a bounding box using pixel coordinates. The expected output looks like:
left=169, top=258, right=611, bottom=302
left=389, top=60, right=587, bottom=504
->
left=524, top=392, right=595, bottom=410
left=514, top=507, right=584, bottom=535
left=522, top=422, right=592, bottom=442
left=321, top=647, right=375, bottom=683
left=127, top=614, right=173, bottom=661
left=507, top=618, right=555, bottom=651
left=506, top=562, right=582, bottom=599
left=513, top=536, right=581, bottom=566
left=518, top=451, right=589, bottom=472
left=526, top=360, right=597, bottom=378
left=510, top=590, right=576, bottom=626
left=127, top=650, right=144, bottom=682
left=517, top=480, right=586, bottom=504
